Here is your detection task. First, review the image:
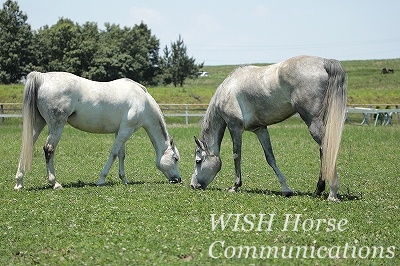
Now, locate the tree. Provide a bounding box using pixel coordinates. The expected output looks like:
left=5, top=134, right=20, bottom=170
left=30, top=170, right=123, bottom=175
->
left=160, top=35, right=203, bottom=87
left=0, top=0, right=33, bottom=83
left=78, top=22, right=100, bottom=78
left=88, top=22, right=160, bottom=84
left=32, top=18, right=85, bottom=75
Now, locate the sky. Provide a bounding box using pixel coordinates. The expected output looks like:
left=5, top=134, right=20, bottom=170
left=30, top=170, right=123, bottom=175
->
left=14, top=0, right=400, bottom=66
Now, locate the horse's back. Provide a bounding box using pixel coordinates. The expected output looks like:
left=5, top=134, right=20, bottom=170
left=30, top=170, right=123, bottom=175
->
left=213, top=64, right=295, bottom=128
left=36, top=72, right=150, bottom=133
left=212, top=56, right=337, bottom=129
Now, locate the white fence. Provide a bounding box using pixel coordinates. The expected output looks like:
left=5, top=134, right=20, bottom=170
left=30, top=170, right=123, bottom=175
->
left=158, top=104, right=208, bottom=125
left=1, top=103, right=399, bottom=126
left=346, top=107, right=399, bottom=126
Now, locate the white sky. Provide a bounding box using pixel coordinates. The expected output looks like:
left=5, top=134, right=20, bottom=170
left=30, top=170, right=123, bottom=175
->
left=15, top=0, right=400, bottom=65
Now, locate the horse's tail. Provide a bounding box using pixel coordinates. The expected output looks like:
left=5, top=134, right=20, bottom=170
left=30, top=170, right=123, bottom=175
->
left=20, top=71, right=43, bottom=172
left=321, top=60, right=347, bottom=185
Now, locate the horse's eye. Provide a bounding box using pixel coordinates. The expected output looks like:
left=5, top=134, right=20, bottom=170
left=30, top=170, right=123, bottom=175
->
left=173, top=155, right=179, bottom=162
left=195, top=159, right=202, bottom=164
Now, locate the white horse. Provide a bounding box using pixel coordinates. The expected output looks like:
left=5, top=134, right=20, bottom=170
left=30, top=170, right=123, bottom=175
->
left=15, top=71, right=181, bottom=189
left=191, top=55, right=347, bottom=201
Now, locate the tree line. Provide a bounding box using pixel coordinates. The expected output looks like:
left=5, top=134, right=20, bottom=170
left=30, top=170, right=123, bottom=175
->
left=0, top=0, right=203, bottom=85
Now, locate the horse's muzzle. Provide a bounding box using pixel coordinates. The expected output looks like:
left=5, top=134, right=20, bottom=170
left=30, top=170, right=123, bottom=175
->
left=190, top=183, right=204, bottom=190
left=169, top=176, right=182, bottom=183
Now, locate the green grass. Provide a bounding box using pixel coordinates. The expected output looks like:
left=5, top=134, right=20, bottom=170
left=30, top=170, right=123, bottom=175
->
left=342, top=59, right=400, bottom=104
left=0, top=119, right=399, bottom=265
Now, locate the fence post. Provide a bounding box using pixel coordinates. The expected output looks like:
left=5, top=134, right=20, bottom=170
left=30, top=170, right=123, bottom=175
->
left=1, top=104, right=4, bottom=125
left=185, top=104, right=189, bottom=125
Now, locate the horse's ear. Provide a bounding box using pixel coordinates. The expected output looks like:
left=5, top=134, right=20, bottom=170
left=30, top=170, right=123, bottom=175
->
left=194, top=136, right=206, bottom=150
left=169, top=136, right=175, bottom=147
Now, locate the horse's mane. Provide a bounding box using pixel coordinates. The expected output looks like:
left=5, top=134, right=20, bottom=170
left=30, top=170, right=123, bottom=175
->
left=200, top=102, right=216, bottom=142
left=200, top=88, right=226, bottom=147
left=218, top=65, right=248, bottom=89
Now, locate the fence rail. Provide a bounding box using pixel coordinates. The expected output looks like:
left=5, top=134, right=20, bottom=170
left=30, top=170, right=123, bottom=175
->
left=1, top=103, right=399, bottom=126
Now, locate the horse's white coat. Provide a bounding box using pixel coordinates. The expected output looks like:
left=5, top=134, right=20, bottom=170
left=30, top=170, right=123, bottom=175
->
left=15, top=72, right=181, bottom=189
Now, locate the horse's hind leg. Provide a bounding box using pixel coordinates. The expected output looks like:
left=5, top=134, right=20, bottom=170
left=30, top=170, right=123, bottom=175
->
left=304, top=117, right=339, bottom=200
left=254, top=127, right=293, bottom=196
left=315, top=147, right=326, bottom=196
left=44, top=124, right=65, bottom=189
left=15, top=114, right=46, bottom=189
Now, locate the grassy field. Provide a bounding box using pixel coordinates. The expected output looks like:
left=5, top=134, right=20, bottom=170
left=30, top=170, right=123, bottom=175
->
left=0, top=58, right=399, bottom=265
left=0, top=118, right=399, bottom=265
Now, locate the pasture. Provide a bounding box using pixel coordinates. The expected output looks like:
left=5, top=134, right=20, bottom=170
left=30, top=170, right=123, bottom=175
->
left=0, top=118, right=398, bottom=265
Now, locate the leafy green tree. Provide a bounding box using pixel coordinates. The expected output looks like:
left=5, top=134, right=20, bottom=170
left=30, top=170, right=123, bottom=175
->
left=125, top=22, right=160, bottom=85
left=33, top=18, right=84, bottom=75
left=160, top=35, right=203, bottom=87
left=88, top=22, right=160, bottom=84
left=78, top=22, right=100, bottom=78
left=0, top=0, right=33, bottom=83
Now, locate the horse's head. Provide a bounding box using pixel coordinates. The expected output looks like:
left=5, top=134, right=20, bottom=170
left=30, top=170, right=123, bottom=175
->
left=191, top=137, right=222, bottom=189
left=157, top=138, right=181, bottom=183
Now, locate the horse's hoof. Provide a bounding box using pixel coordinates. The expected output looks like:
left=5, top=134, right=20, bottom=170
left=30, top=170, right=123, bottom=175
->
left=96, top=181, right=106, bottom=186
left=327, top=196, right=340, bottom=202
left=282, top=191, right=293, bottom=197
left=14, top=184, right=24, bottom=190
left=228, top=187, right=238, bottom=192
left=53, top=183, right=63, bottom=189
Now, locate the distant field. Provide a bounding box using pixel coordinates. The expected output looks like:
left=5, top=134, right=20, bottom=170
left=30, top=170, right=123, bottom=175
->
left=1, top=58, right=400, bottom=106
left=0, top=119, right=398, bottom=265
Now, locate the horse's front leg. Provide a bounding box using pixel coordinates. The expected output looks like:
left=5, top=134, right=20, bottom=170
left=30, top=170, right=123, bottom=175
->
left=97, top=129, right=133, bottom=186
left=118, top=144, right=129, bottom=185
left=254, top=127, right=293, bottom=197
left=228, top=128, right=243, bottom=192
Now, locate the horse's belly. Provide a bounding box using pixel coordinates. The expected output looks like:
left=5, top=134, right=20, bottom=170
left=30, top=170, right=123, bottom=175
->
left=67, top=113, right=120, bottom=133
left=242, top=101, right=295, bottom=129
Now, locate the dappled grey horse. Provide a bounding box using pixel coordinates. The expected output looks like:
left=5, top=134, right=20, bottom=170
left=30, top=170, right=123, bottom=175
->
left=191, top=55, right=347, bottom=201
left=15, top=71, right=181, bottom=189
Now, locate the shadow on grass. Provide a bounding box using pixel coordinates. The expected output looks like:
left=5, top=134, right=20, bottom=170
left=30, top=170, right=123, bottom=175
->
left=207, top=186, right=362, bottom=201
left=27, top=179, right=179, bottom=191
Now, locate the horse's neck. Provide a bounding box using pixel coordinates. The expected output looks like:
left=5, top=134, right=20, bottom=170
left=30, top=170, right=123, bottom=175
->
left=143, top=107, right=170, bottom=161
left=201, top=104, right=226, bottom=155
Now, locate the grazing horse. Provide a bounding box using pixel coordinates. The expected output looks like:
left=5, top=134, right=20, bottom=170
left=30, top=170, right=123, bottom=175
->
left=15, top=71, right=181, bottom=189
left=191, top=55, right=347, bottom=201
